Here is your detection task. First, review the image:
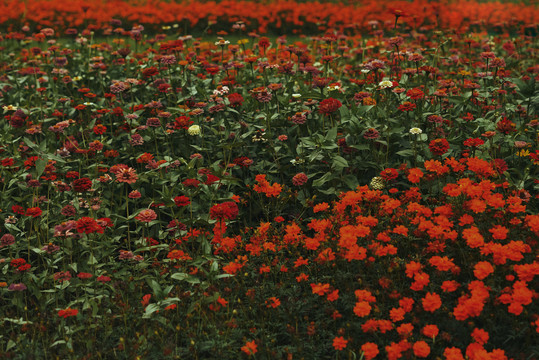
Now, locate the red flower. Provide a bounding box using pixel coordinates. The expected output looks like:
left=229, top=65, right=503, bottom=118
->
left=241, top=340, right=257, bottom=355
left=58, top=308, right=78, bottom=318
left=227, top=93, right=244, bottom=107
left=210, top=201, right=239, bottom=221
left=319, top=98, right=342, bottom=115
left=429, top=138, right=450, bottom=156
left=332, top=336, right=348, bottom=351
left=141, top=294, right=151, bottom=307
left=182, top=178, right=201, bottom=188
left=77, top=272, right=93, bottom=279
left=496, top=117, right=516, bottom=134
left=25, top=207, right=42, bottom=217
left=463, top=138, right=485, bottom=147
left=292, top=172, right=308, bottom=186
left=12, top=205, right=25, bottom=215
left=72, top=177, right=92, bottom=192
left=174, top=195, right=191, bottom=207
left=380, top=168, right=399, bottom=181
left=398, top=101, right=416, bottom=111
left=76, top=217, right=104, bottom=234
left=142, top=66, right=159, bottom=78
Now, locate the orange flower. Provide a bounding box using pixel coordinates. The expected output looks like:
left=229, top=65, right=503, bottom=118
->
left=429, top=256, right=455, bottom=272
left=462, top=227, right=484, bottom=248
left=413, top=341, right=431, bottom=358
left=353, top=301, right=372, bottom=317
left=407, top=168, right=423, bottom=183
left=422, top=292, right=442, bottom=312
left=390, top=307, right=406, bottom=322
left=392, top=225, right=408, bottom=236
left=327, top=289, right=339, bottom=302
left=360, top=342, right=379, bottom=360
left=466, top=199, right=486, bottom=213
left=443, top=347, right=465, bottom=360
left=241, top=340, right=257, bottom=355
left=488, top=225, right=508, bottom=240
left=311, top=283, right=331, bottom=296
left=313, top=202, right=329, bottom=213
left=332, top=336, right=348, bottom=350
left=471, top=328, right=489, bottom=345
left=265, top=297, right=281, bottom=308
left=421, top=324, right=439, bottom=338
left=473, top=261, right=494, bottom=280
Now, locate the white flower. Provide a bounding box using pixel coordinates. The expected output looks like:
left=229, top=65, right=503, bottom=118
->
left=215, top=40, right=230, bottom=46
left=292, top=93, right=302, bottom=98
left=2, top=105, right=17, bottom=111
left=188, top=125, right=201, bottom=136
left=378, top=80, right=393, bottom=89
left=361, top=69, right=370, bottom=73
left=409, top=127, right=423, bottom=135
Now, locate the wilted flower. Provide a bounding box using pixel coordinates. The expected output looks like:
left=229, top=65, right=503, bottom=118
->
left=8, top=283, right=27, bottom=291
left=369, top=176, right=385, bottom=190
left=292, top=173, right=308, bottom=186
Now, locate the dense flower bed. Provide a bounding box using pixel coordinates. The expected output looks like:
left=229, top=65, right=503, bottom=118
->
left=0, top=5, right=538, bottom=359
left=0, top=0, right=538, bottom=35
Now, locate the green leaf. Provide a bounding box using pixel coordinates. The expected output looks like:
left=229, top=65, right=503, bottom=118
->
left=396, top=149, right=414, bottom=157
left=143, top=303, right=160, bottom=318
left=7, top=339, right=17, bottom=351
left=312, top=172, right=332, bottom=187
left=35, top=158, right=47, bottom=179
left=171, top=272, right=200, bottom=284
left=87, top=254, right=98, bottom=265
left=331, top=156, right=349, bottom=170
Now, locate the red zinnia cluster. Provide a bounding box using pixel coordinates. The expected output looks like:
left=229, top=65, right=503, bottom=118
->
left=210, top=201, right=239, bottom=221
left=318, top=98, right=342, bottom=115
left=463, top=138, right=485, bottom=147
left=227, top=93, right=244, bottom=107
left=25, top=207, right=43, bottom=217
left=429, top=138, right=450, bottom=156
left=380, top=168, right=399, bottom=181
left=398, top=101, right=416, bottom=111
left=174, top=195, right=190, bottom=207
left=76, top=217, right=104, bottom=234
left=72, top=177, right=92, bottom=192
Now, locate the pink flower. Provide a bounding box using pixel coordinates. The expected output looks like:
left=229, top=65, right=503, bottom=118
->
left=135, top=209, right=157, bottom=223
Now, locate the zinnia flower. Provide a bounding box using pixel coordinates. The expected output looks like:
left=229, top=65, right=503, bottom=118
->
left=188, top=125, right=201, bottom=136
left=135, top=209, right=157, bottom=223
left=429, top=138, right=450, bottom=156
left=292, top=172, right=308, bottom=186
left=76, top=217, right=104, bottom=234
left=115, top=167, right=138, bottom=184
left=58, top=308, right=78, bottom=318
left=318, top=98, right=342, bottom=115
left=210, top=202, right=239, bottom=221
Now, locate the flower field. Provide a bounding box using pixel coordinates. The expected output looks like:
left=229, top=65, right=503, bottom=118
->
left=1, top=0, right=539, bottom=359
